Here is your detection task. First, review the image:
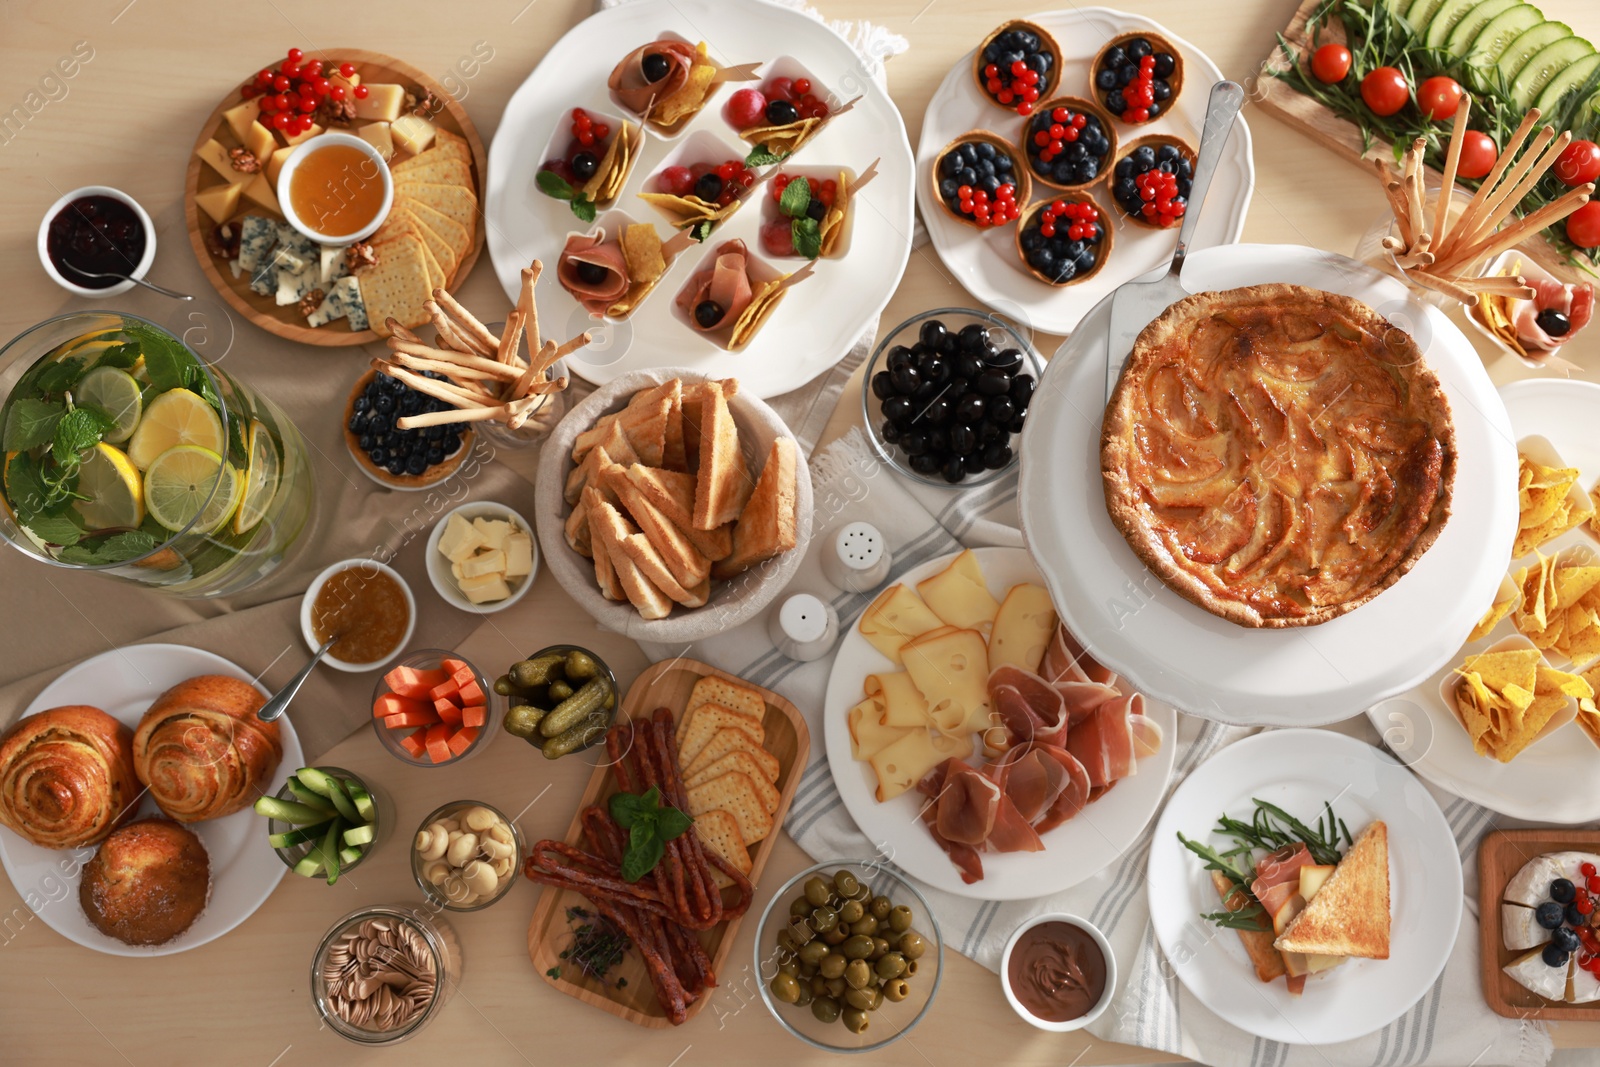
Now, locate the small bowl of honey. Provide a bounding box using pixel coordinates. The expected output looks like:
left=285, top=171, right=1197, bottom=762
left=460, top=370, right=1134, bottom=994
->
left=276, top=132, right=394, bottom=246
left=301, top=558, right=417, bottom=672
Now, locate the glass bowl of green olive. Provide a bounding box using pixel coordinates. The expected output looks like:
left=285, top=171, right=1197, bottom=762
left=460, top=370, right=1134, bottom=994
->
left=754, top=860, right=943, bottom=1053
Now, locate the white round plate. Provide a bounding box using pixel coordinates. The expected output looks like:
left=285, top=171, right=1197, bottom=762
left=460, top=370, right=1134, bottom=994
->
left=0, top=644, right=302, bottom=956
left=1147, top=730, right=1461, bottom=1045
left=485, top=0, right=915, bottom=399
left=823, top=546, right=1177, bottom=901
left=916, top=6, right=1252, bottom=334
left=1368, top=379, right=1600, bottom=823
left=1019, top=244, right=1518, bottom=726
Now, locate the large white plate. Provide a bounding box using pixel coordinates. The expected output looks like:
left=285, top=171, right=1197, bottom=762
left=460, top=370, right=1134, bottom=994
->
left=1146, top=730, right=1461, bottom=1045
left=484, top=0, right=916, bottom=399
left=1018, top=244, right=1518, bottom=726
left=1367, top=379, right=1600, bottom=823
left=823, top=546, right=1177, bottom=901
left=0, top=644, right=301, bottom=956
left=916, top=6, right=1252, bottom=334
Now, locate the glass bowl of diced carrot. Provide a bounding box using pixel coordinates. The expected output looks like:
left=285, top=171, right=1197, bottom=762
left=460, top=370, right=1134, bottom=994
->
left=370, top=648, right=500, bottom=767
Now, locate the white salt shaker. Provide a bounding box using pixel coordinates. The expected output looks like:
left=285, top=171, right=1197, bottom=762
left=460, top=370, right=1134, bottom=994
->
left=820, top=521, right=891, bottom=593
left=768, top=593, right=839, bottom=662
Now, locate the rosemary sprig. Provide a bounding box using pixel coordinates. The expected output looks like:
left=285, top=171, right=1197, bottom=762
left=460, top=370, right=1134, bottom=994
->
left=546, top=907, right=632, bottom=987
left=1178, top=832, right=1270, bottom=932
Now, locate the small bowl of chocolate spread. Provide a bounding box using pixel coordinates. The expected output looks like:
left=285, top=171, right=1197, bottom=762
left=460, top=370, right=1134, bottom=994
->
left=999, top=913, right=1115, bottom=1032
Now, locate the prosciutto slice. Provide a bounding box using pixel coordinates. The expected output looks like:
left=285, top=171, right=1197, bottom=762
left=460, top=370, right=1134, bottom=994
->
left=675, top=240, right=754, bottom=331
left=608, top=40, right=698, bottom=116
left=915, top=761, right=985, bottom=884
left=991, top=742, right=1091, bottom=835
left=557, top=233, right=630, bottom=315
left=1514, top=278, right=1595, bottom=351
left=989, top=666, right=1069, bottom=747
left=1064, top=694, right=1141, bottom=789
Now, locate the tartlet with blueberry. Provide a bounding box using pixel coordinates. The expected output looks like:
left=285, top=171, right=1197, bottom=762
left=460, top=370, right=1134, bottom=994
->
left=1021, top=96, right=1117, bottom=190
left=1111, top=136, right=1195, bottom=229
left=932, top=132, right=1030, bottom=230
left=344, top=369, right=473, bottom=490
left=1015, top=196, right=1112, bottom=286
left=1091, top=32, right=1183, bottom=125
left=973, top=20, right=1061, bottom=117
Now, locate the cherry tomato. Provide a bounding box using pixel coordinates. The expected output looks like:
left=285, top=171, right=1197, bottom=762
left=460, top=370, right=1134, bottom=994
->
left=1360, top=67, right=1410, bottom=117
left=1417, top=76, right=1463, bottom=121
left=1311, top=43, right=1352, bottom=83
left=1455, top=130, right=1497, bottom=180
left=1567, top=201, right=1600, bottom=249
left=1556, top=140, right=1600, bottom=186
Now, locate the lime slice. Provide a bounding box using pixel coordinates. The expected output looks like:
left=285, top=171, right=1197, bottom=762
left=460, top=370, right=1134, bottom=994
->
left=233, top=420, right=281, bottom=535
left=143, top=445, right=241, bottom=534
left=127, top=389, right=223, bottom=470
left=73, top=443, right=145, bottom=531
left=75, top=367, right=144, bottom=444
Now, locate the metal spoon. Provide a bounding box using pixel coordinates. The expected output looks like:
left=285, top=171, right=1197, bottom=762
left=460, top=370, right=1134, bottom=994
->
left=62, top=261, right=193, bottom=300
left=257, top=636, right=338, bottom=722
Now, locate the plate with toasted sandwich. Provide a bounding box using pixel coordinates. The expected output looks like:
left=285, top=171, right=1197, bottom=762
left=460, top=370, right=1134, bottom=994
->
left=1146, top=729, right=1462, bottom=1045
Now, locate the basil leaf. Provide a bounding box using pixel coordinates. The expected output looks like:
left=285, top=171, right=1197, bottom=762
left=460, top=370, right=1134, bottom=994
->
left=609, top=785, right=661, bottom=828
left=569, top=196, right=597, bottom=223
left=629, top=816, right=656, bottom=853
left=537, top=168, right=580, bottom=201
left=52, top=407, right=113, bottom=466
left=690, top=219, right=714, bottom=242
left=792, top=217, right=823, bottom=260
left=27, top=511, right=85, bottom=547
left=779, top=175, right=811, bottom=218
left=97, top=342, right=142, bottom=370
left=655, top=805, right=693, bottom=841
left=746, top=146, right=783, bottom=166
left=3, top=397, right=66, bottom=452
left=620, top=835, right=664, bottom=883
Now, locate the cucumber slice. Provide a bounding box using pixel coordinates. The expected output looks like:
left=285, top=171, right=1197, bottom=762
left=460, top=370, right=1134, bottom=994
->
left=268, top=819, right=334, bottom=849
left=254, top=796, right=335, bottom=824
left=1465, top=5, right=1547, bottom=85
left=293, top=853, right=325, bottom=878
left=320, top=820, right=342, bottom=886
left=295, top=766, right=339, bottom=798
left=1498, top=22, right=1575, bottom=84
left=323, top=778, right=363, bottom=823
left=1424, top=0, right=1484, bottom=50
left=1511, top=36, right=1595, bottom=109
left=346, top=782, right=376, bottom=822
left=284, top=778, right=336, bottom=813
left=1405, top=0, right=1450, bottom=33
left=1445, top=0, right=1520, bottom=59
left=1534, top=51, right=1600, bottom=115
left=342, top=822, right=376, bottom=847
left=338, top=845, right=364, bottom=865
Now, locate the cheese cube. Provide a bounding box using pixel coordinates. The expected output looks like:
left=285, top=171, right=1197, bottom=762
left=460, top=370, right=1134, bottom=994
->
left=223, top=99, right=261, bottom=144
left=357, top=121, right=395, bottom=161
left=472, top=518, right=511, bottom=554
left=283, top=121, right=323, bottom=147
left=503, top=533, right=534, bottom=578
left=194, top=182, right=244, bottom=225
left=437, top=513, right=486, bottom=563
left=352, top=83, right=405, bottom=123
left=244, top=120, right=278, bottom=166
left=450, top=560, right=465, bottom=580
left=266, top=146, right=297, bottom=186
left=458, top=572, right=511, bottom=604
left=196, top=138, right=252, bottom=185
left=461, top=549, right=506, bottom=579
left=390, top=114, right=436, bottom=156
left=242, top=173, right=280, bottom=214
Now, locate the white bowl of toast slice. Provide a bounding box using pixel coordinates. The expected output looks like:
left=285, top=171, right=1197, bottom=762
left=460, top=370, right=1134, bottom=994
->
left=536, top=367, right=812, bottom=642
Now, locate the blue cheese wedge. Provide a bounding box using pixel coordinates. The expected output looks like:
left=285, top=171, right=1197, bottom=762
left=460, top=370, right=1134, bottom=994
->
left=237, top=216, right=277, bottom=274
left=248, top=258, right=276, bottom=297
left=1502, top=903, right=1553, bottom=952
left=1504, top=946, right=1571, bottom=1001
left=275, top=262, right=319, bottom=306
left=275, top=221, right=315, bottom=258
left=343, top=277, right=369, bottom=331
left=319, top=245, right=348, bottom=285
left=307, top=275, right=362, bottom=328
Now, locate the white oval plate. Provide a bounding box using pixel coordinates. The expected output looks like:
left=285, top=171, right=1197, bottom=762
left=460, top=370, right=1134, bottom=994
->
left=916, top=6, right=1252, bottom=334
left=484, top=0, right=916, bottom=399
left=823, top=546, right=1177, bottom=901
left=1367, top=379, right=1600, bottom=823
left=0, top=644, right=301, bottom=956
left=1147, top=729, right=1461, bottom=1045
left=1019, top=244, right=1518, bottom=726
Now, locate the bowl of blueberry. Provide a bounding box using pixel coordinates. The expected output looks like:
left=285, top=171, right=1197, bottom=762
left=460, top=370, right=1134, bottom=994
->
left=1020, top=96, right=1117, bottom=191
left=974, top=19, right=1061, bottom=117
left=863, top=310, right=1040, bottom=487
left=932, top=133, right=1030, bottom=231
left=1016, top=196, right=1112, bottom=287
left=1111, top=136, right=1195, bottom=230
left=1091, top=32, right=1183, bottom=126
left=344, top=368, right=474, bottom=491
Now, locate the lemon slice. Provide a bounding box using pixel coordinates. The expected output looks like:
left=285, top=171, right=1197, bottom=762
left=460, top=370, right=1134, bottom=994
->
left=143, top=445, right=241, bottom=534
left=73, top=443, right=145, bottom=531
left=233, top=420, right=281, bottom=535
left=127, top=389, right=223, bottom=469
left=75, top=367, right=144, bottom=444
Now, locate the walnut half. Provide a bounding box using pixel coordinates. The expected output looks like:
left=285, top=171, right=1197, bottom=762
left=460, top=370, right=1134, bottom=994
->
left=228, top=147, right=260, bottom=173
left=299, top=288, right=326, bottom=319
left=345, top=242, right=377, bottom=272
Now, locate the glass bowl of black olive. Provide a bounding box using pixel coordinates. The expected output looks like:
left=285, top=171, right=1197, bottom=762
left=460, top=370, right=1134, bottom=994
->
left=861, top=309, right=1041, bottom=487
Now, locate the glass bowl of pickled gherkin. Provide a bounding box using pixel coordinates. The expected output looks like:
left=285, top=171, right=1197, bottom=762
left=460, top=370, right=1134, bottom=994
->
left=495, top=645, right=619, bottom=760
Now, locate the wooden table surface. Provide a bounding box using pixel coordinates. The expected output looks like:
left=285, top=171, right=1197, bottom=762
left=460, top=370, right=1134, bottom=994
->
left=3, top=1, right=1598, bottom=1064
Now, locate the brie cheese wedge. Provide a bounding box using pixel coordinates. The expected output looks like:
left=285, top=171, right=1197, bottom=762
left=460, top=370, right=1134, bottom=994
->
left=1504, top=946, right=1571, bottom=1001
left=1502, top=903, right=1553, bottom=952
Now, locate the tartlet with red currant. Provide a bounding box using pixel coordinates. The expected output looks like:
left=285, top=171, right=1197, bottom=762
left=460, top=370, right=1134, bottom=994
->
left=932, top=133, right=1030, bottom=231
left=1111, top=136, right=1195, bottom=229
left=1091, top=32, right=1183, bottom=126
left=1021, top=96, right=1117, bottom=190
left=726, top=73, right=838, bottom=163
left=1015, top=196, right=1112, bottom=286
left=536, top=107, right=640, bottom=221
left=638, top=156, right=760, bottom=241
left=973, top=20, right=1060, bottom=117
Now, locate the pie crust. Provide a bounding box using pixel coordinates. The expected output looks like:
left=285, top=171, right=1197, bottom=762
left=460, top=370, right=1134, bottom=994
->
left=1100, top=284, right=1456, bottom=628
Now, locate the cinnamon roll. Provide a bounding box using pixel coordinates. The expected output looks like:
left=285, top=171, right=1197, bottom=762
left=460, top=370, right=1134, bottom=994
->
left=133, top=675, right=281, bottom=823
left=0, top=705, right=139, bottom=849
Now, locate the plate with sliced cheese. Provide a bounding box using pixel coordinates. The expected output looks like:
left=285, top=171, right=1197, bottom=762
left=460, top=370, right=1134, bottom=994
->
left=822, top=546, right=1178, bottom=901
left=183, top=48, right=487, bottom=346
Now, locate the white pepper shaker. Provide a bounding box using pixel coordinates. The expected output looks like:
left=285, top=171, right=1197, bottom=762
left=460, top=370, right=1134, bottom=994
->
left=820, top=521, right=892, bottom=592
left=768, top=593, right=839, bottom=662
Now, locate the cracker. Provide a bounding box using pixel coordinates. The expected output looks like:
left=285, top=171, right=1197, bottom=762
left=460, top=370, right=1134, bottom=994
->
left=685, top=751, right=780, bottom=812
left=683, top=726, right=778, bottom=782
left=686, top=676, right=765, bottom=723
left=686, top=771, right=772, bottom=844
left=391, top=155, right=471, bottom=187
left=677, top=703, right=763, bottom=768
left=693, top=808, right=750, bottom=889
left=408, top=199, right=473, bottom=267
left=396, top=180, right=478, bottom=235
left=398, top=201, right=460, bottom=280
left=356, top=234, right=432, bottom=334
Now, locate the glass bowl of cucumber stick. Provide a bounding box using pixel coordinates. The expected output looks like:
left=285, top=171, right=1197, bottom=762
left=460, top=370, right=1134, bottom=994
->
left=257, top=765, right=387, bottom=884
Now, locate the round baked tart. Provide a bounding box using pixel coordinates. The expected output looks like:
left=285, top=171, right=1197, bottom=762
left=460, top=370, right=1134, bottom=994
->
left=931, top=131, right=1030, bottom=230
left=974, top=20, right=1061, bottom=116
left=1020, top=96, right=1117, bottom=191
left=1091, top=31, right=1183, bottom=125
left=1015, top=196, right=1113, bottom=286
left=1100, top=284, right=1456, bottom=629
left=1110, top=135, right=1196, bottom=229
left=344, top=369, right=474, bottom=490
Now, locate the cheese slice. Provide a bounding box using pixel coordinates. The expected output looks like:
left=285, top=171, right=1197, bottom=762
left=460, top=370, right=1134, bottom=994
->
left=1504, top=946, right=1571, bottom=1002
left=352, top=83, right=405, bottom=122
left=244, top=120, right=278, bottom=166
left=916, top=549, right=1000, bottom=631
left=865, top=672, right=930, bottom=729
left=473, top=517, right=512, bottom=554
left=858, top=583, right=944, bottom=664
left=461, top=549, right=506, bottom=579
left=194, top=182, right=244, bottom=225
left=848, top=696, right=905, bottom=761
left=458, top=572, right=511, bottom=604
left=988, top=582, right=1058, bottom=675
left=222, top=99, right=261, bottom=144
left=195, top=138, right=252, bottom=185
left=358, top=121, right=395, bottom=161
left=869, top=729, right=973, bottom=801
left=902, top=628, right=992, bottom=736
left=1502, top=903, right=1553, bottom=952
left=242, top=173, right=280, bottom=214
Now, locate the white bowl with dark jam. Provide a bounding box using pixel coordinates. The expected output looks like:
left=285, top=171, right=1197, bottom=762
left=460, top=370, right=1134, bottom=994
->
left=999, top=912, right=1115, bottom=1032
left=38, top=186, right=156, bottom=297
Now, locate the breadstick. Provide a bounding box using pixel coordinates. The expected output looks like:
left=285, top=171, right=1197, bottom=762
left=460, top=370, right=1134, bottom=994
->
left=1439, top=109, right=1541, bottom=257
left=432, top=288, right=501, bottom=354
left=1433, top=182, right=1594, bottom=274
left=426, top=302, right=482, bottom=356
left=1403, top=139, right=1427, bottom=245
left=1403, top=268, right=1480, bottom=305
left=510, top=339, right=558, bottom=400
left=388, top=351, right=506, bottom=381
left=519, top=263, right=543, bottom=363
left=398, top=405, right=512, bottom=429
left=497, top=309, right=526, bottom=376
left=1432, top=94, right=1472, bottom=242
left=389, top=340, right=523, bottom=381
left=552, top=331, right=594, bottom=361
left=1452, top=128, right=1568, bottom=255
left=376, top=362, right=496, bottom=408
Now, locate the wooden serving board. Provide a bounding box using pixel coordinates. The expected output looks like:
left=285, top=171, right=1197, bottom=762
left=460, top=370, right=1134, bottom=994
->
left=525, top=657, right=809, bottom=1028
left=1478, top=828, right=1600, bottom=1020
left=1253, top=0, right=1579, bottom=278
left=182, top=48, right=487, bottom=347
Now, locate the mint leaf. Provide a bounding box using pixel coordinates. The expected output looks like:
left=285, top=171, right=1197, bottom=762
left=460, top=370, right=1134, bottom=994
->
left=3, top=397, right=66, bottom=452
left=655, top=805, right=692, bottom=841
left=537, top=168, right=579, bottom=201
left=690, top=219, right=714, bottom=242
left=129, top=323, right=191, bottom=393
left=34, top=357, right=87, bottom=396
left=792, top=217, right=823, bottom=260
left=96, top=530, right=159, bottom=562
left=98, top=342, right=141, bottom=370
left=569, top=196, right=597, bottom=223
left=620, top=835, right=664, bottom=883
left=27, top=511, right=84, bottom=547
left=778, top=175, right=811, bottom=218
left=746, top=146, right=783, bottom=166
left=52, top=407, right=112, bottom=466
left=3, top=451, right=49, bottom=520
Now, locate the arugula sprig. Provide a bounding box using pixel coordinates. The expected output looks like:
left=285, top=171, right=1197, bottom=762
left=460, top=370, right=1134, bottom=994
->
left=609, top=785, right=693, bottom=883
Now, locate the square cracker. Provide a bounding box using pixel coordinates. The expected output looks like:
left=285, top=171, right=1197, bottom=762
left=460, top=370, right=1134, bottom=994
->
left=686, top=771, right=773, bottom=845
left=678, top=676, right=764, bottom=749
left=356, top=234, right=432, bottom=334
left=408, top=199, right=472, bottom=271
left=390, top=155, right=471, bottom=187
left=686, top=751, right=780, bottom=812
left=684, top=725, right=779, bottom=782
left=678, top=703, right=764, bottom=768
left=694, top=809, right=750, bottom=889
left=396, top=180, right=477, bottom=235
left=392, top=201, right=459, bottom=279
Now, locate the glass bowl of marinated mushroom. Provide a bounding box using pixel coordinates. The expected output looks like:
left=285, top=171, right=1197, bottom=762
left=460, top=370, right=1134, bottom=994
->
left=409, top=800, right=525, bottom=912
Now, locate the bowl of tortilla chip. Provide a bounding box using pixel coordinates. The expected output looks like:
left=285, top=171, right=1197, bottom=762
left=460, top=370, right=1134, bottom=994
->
left=1440, top=635, right=1585, bottom=763
left=1512, top=436, right=1596, bottom=561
